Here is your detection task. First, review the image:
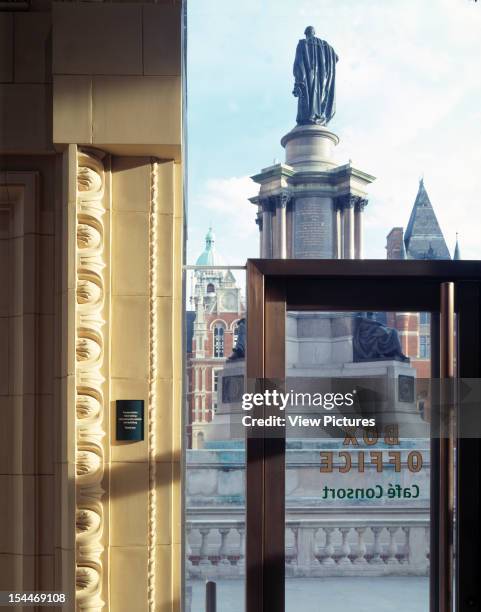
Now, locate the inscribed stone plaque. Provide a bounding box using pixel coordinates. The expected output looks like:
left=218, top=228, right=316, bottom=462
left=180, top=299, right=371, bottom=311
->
left=222, top=375, right=244, bottom=404
left=293, top=197, right=333, bottom=258
left=398, top=375, right=415, bottom=403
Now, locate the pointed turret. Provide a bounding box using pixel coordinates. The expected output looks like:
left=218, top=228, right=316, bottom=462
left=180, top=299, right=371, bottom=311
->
left=196, top=227, right=219, bottom=267
left=403, top=179, right=450, bottom=260
left=453, top=233, right=461, bottom=261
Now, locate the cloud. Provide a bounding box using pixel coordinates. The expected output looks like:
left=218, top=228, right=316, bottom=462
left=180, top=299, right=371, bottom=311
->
left=187, top=0, right=481, bottom=263
left=188, top=176, right=258, bottom=265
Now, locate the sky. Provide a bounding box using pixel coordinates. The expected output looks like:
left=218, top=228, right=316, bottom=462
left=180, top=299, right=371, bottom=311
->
left=186, top=0, right=481, bottom=267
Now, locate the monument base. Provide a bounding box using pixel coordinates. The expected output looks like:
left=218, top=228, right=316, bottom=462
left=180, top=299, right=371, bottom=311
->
left=199, top=359, right=246, bottom=444
left=251, top=123, right=375, bottom=259
left=281, top=123, right=340, bottom=171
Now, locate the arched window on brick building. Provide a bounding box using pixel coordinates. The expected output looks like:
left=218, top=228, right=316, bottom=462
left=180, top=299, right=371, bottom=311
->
left=213, top=323, right=225, bottom=357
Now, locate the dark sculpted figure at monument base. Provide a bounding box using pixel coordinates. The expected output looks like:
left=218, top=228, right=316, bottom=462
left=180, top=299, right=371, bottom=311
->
left=353, top=314, right=409, bottom=363
left=227, top=318, right=246, bottom=361
left=293, top=26, right=338, bottom=126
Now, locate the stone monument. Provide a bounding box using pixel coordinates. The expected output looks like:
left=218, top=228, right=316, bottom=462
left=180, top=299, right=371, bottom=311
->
left=251, top=27, right=375, bottom=260
left=205, top=28, right=420, bottom=442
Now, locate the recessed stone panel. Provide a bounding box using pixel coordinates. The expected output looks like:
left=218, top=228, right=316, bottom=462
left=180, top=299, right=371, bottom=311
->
left=292, top=196, right=334, bottom=258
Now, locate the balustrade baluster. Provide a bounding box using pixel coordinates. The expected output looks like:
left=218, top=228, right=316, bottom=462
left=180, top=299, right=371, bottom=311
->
left=199, top=527, right=213, bottom=573
left=218, top=527, right=231, bottom=574
left=312, top=527, right=321, bottom=566
left=237, top=525, right=245, bottom=573
left=186, top=529, right=194, bottom=571
left=386, top=526, right=399, bottom=564
left=401, top=527, right=410, bottom=564
left=354, top=527, right=368, bottom=564
left=321, top=527, right=336, bottom=565
left=370, top=526, right=384, bottom=565
left=425, top=526, right=430, bottom=568
left=290, top=526, right=299, bottom=567
left=338, top=527, right=352, bottom=565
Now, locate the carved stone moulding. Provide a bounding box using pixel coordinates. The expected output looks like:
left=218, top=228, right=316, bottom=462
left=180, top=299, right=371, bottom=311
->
left=75, top=148, right=107, bottom=612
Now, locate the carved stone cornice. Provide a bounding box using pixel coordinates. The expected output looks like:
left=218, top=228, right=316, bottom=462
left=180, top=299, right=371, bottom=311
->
left=75, top=149, right=106, bottom=611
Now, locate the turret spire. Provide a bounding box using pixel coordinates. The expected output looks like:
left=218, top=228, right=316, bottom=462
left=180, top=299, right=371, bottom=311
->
left=404, top=179, right=450, bottom=260
left=453, top=233, right=461, bottom=261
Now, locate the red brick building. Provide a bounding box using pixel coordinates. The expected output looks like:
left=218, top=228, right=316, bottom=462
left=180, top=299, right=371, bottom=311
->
left=186, top=229, right=245, bottom=448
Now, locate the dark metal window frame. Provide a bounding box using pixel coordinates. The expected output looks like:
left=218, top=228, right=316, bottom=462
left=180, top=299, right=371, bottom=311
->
left=246, top=258, right=481, bottom=612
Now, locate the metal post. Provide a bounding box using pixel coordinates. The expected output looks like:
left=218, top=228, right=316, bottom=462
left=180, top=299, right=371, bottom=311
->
left=206, top=580, right=216, bottom=612
left=439, top=282, right=455, bottom=612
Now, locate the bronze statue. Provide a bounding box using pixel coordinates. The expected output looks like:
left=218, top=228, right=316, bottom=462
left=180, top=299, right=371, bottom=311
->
left=227, top=318, right=246, bottom=361
left=293, top=26, right=338, bottom=126
left=353, top=313, right=409, bottom=362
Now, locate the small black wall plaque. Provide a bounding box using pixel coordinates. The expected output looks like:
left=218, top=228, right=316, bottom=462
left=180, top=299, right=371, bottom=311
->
left=116, top=400, right=144, bottom=441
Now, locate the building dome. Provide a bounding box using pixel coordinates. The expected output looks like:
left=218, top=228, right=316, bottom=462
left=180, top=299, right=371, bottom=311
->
left=195, top=227, right=223, bottom=266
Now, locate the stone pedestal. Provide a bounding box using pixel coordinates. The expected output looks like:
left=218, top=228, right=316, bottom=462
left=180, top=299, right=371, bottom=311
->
left=282, top=124, right=339, bottom=171
left=250, top=124, right=375, bottom=260
left=285, top=312, right=425, bottom=437
left=202, top=359, right=246, bottom=443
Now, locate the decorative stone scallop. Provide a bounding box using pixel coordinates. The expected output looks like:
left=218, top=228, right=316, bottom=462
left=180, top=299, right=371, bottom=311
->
left=77, top=276, right=102, bottom=306
left=76, top=392, right=101, bottom=421
left=76, top=508, right=102, bottom=540
left=76, top=336, right=102, bottom=363
left=78, top=165, right=103, bottom=194
left=76, top=450, right=102, bottom=481
left=76, top=565, right=101, bottom=596
left=77, top=223, right=102, bottom=250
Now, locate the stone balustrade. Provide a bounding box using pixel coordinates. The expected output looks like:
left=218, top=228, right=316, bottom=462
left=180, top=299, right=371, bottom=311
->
left=186, top=517, right=429, bottom=579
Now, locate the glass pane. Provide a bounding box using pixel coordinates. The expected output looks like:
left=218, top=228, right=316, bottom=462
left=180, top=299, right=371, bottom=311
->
left=185, top=266, right=246, bottom=612
left=285, top=310, right=434, bottom=611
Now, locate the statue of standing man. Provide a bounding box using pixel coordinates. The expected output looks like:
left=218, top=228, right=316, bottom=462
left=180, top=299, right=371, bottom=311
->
left=293, top=26, right=338, bottom=126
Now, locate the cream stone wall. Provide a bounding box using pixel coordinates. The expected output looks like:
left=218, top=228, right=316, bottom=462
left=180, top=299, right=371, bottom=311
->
left=108, top=156, right=183, bottom=611
left=0, top=165, right=57, bottom=597
left=1, top=2, right=184, bottom=611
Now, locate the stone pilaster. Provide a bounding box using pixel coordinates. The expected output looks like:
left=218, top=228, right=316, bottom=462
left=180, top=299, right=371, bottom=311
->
left=336, top=194, right=355, bottom=259
left=255, top=209, right=263, bottom=258
left=271, top=192, right=290, bottom=259
left=259, top=197, right=273, bottom=258
left=334, top=198, right=343, bottom=259
left=336, top=194, right=367, bottom=260
left=355, top=198, right=368, bottom=259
